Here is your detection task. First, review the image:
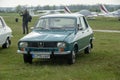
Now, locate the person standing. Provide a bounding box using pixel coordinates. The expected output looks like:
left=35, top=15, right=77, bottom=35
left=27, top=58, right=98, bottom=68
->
left=20, top=9, right=30, bottom=34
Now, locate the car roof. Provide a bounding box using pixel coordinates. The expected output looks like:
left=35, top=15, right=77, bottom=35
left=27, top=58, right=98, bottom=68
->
left=40, top=13, right=84, bottom=18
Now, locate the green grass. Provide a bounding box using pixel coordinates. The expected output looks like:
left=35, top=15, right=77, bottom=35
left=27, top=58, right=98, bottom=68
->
left=0, top=13, right=120, bottom=80
left=88, top=17, right=120, bottom=30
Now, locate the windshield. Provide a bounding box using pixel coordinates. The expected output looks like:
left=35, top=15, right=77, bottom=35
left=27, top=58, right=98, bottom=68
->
left=35, top=17, right=77, bottom=30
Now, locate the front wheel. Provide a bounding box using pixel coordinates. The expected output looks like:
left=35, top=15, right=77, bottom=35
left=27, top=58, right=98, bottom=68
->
left=23, top=54, right=32, bottom=64
left=67, top=50, right=76, bottom=64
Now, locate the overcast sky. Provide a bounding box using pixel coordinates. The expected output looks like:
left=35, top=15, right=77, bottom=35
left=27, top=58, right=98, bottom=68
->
left=0, top=0, right=120, bottom=7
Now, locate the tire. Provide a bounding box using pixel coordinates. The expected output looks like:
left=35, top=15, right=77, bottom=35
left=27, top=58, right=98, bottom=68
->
left=2, top=38, right=11, bottom=48
left=67, top=50, right=76, bottom=64
left=23, top=54, right=32, bottom=64
left=84, top=43, right=91, bottom=54
left=90, top=41, right=93, bottom=49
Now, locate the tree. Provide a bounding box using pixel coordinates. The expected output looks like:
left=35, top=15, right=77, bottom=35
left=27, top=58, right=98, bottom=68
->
left=15, top=5, right=22, bottom=13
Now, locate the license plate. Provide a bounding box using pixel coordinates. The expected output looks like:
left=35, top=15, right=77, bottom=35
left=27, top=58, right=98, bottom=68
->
left=33, top=54, right=50, bottom=59
left=32, top=53, right=50, bottom=59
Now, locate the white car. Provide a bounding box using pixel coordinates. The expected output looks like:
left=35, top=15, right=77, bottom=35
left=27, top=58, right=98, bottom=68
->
left=0, top=16, right=12, bottom=48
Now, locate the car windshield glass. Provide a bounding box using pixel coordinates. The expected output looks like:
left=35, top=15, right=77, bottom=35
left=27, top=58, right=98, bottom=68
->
left=35, top=17, right=76, bottom=30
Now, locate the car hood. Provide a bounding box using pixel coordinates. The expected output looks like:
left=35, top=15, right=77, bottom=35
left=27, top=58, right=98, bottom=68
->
left=20, top=30, right=74, bottom=42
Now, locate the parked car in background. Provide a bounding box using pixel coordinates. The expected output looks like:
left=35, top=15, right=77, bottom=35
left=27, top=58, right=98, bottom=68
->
left=0, top=16, right=12, bottom=48
left=17, top=14, right=94, bottom=64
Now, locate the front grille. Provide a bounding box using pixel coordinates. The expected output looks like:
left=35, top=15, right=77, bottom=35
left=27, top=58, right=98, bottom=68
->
left=44, top=42, right=57, bottom=47
left=28, top=42, right=57, bottom=48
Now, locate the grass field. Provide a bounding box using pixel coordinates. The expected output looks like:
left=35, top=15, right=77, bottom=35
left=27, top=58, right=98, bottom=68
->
left=88, top=17, right=120, bottom=30
left=0, top=13, right=120, bottom=80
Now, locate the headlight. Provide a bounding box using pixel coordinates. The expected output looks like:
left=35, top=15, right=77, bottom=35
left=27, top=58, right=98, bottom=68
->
left=57, top=42, right=66, bottom=48
left=19, top=42, right=28, bottom=47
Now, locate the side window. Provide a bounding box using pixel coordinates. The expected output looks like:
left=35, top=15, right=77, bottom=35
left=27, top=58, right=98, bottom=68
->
left=0, top=19, right=3, bottom=28
left=80, top=17, right=88, bottom=30
left=83, top=17, right=88, bottom=28
left=78, top=17, right=82, bottom=30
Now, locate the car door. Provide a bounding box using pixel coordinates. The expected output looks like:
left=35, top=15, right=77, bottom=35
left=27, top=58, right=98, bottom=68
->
left=79, top=16, right=91, bottom=48
left=75, top=16, right=91, bottom=50
left=0, top=18, right=6, bottom=45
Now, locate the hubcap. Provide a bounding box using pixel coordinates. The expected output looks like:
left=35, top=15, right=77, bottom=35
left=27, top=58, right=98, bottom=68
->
left=6, top=40, right=9, bottom=48
left=88, top=44, right=91, bottom=53
left=72, top=51, right=75, bottom=63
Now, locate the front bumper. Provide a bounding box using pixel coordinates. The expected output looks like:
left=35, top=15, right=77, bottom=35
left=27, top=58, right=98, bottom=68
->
left=17, top=50, right=70, bottom=59
left=17, top=50, right=71, bottom=55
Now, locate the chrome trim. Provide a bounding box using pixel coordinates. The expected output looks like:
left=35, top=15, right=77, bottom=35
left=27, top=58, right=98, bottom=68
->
left=54, top=51, right=71, bottom=55
left=30, top=51, right=71, bottom=55
left=17, top=50, right=71, bottom=55
left=30, top=51, right=51, bottom=55
left=17, top=50, right=27, bottom=54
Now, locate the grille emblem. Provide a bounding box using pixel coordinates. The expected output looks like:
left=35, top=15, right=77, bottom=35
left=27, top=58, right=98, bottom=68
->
left=39, top=42, right=43, bottom=47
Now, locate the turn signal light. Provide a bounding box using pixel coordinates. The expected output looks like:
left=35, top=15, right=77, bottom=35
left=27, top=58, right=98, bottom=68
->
left=59, top=48, right=64, bottom=52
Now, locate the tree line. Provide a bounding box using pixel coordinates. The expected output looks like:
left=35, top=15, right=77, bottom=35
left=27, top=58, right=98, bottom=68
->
left=1, top=4, right=120, bottom=13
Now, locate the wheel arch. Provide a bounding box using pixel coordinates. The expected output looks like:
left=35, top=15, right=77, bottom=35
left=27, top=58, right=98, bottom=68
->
left=89, top=37, right=94, bottom=48
left=73, top=42, right=79, bottom=54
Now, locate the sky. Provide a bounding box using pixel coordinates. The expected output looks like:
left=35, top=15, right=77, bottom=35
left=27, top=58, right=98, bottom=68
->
left=0, top=0, right=120, bottom=7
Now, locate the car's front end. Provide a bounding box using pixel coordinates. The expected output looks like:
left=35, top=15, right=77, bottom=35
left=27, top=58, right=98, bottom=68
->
left=17, top=30, right=74, bottom=59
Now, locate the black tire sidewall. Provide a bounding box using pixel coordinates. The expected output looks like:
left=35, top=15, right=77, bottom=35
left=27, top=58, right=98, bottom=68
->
left=23, top=54, right=32, bottom=64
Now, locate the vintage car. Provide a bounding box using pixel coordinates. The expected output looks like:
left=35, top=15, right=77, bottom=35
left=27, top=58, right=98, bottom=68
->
left=17, top=14, right=94, bottom=64
left=0, top=16, right=12, bottom=48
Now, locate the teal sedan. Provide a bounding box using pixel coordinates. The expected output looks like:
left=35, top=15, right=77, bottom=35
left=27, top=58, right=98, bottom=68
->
left=17, top=14, right=94, bottom=64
